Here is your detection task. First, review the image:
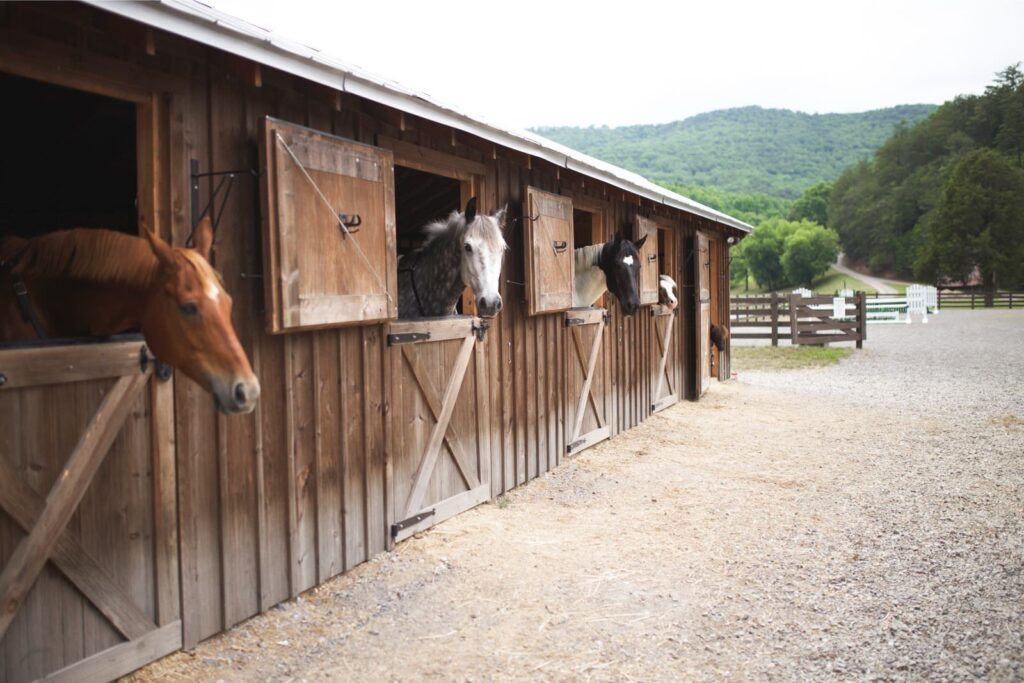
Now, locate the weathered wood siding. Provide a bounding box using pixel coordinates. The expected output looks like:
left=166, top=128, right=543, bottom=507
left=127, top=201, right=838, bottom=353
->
left=0, top=4, right=738, bottom=673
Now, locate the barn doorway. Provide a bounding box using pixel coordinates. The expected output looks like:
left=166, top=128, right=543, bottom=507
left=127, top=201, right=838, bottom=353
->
left=0, top=71, right=138, bottom=238
left=384, top=144, right=491, bottom=542
left=565, top=199, right=612, bottom=455
left=650, top=223, right=680, bottom=413
left=0, top=65, right=179, bottom=683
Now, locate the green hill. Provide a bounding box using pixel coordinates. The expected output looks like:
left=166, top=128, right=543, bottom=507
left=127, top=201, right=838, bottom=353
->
left=533, top=105, right=937, bottom=199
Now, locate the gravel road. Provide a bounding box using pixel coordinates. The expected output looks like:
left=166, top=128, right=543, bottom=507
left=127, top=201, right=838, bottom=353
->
left=130, top=310, right=1023, bottom=682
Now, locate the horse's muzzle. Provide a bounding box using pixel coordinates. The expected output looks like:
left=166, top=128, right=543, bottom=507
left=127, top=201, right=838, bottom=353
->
left=213, top=375, right=261, bottom=415
left=477, top=295, right=503, bottom=318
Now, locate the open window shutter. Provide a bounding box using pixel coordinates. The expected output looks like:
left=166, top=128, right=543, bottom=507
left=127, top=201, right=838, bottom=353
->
left=524, top=187, right=574, bottom=315
left=636, top=215, right=660, bottom=305
left=261, top=117, right=397, bottom=333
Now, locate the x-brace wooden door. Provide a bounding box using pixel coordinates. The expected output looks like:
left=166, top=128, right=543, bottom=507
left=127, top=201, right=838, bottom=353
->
left=0, top=340, right=180, bottom=683
left=564, top=308, right=611, bottom=455
left=388, top=317, right=491, bottom=542
left=650, top=305, right=680, bottom=413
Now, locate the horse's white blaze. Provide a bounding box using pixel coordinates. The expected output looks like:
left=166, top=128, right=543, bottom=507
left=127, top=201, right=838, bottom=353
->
left=659, top=274, right=677, bottom=309
left=460, top=215, right=506, bottom=314
left=206, top=281, right=221, bottom=303
left=622, top=255, right=634, bottom=266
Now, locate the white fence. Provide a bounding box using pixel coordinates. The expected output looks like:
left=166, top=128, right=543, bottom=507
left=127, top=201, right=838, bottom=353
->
left=865, top=285, right=938, bottom=324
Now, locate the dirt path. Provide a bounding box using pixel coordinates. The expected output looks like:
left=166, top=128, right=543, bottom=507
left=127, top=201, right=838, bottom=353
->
left=833, top=257, right=897, bottom=294
left=131, top=313, right=1024, bottom=682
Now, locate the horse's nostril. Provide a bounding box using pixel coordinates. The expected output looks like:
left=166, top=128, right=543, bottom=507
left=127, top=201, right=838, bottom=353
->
left=233, top=381, right=247, bottom=405
left=495, top=299, right=502, bottom=311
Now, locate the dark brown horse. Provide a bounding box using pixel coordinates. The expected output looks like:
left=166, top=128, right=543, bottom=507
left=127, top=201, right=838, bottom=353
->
left=0, top=217, right=260, bottom=414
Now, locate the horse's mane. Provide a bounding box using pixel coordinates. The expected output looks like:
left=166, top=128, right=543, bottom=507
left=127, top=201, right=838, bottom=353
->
left=4, top=229, right=160, bottom=288
left=420, top=209, right=507, bottom=252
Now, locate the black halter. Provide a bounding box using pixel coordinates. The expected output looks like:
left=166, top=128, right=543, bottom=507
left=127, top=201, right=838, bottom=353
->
left=398, top=259, right=426, bottom=316
left=1, top=247, right=47, bottom=339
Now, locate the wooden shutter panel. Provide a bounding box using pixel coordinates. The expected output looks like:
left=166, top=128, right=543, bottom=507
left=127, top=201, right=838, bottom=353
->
left=261, top=117, right=397, bottom=333
left=524, top=187, right=574, bottom=315
left=636, top=215, right=660, bottom=305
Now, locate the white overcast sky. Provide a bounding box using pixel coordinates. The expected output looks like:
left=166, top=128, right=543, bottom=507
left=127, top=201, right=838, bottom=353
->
left=207, top=0, right=1022, bottom=129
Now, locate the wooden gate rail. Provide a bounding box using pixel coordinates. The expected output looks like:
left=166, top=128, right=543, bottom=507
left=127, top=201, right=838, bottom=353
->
left=565, top=308, right=610, bottom=455
left=730, top=293, right=866, bottom=346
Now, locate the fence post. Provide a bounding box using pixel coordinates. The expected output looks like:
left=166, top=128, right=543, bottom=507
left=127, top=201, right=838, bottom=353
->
left=971, top=293, right=975, bottom=309
left=789, top=293, right=800, bottom=346
left=938, top=290, right=942, bottom=310
left=1011, top=292, right=1015, bottom=309
left=770, top=292, right=779, bottom=346
left=857, top=291, right=866, bottom=349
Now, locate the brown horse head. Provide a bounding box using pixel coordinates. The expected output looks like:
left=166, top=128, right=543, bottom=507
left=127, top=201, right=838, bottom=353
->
left=141, top=218, right=260, bottom=414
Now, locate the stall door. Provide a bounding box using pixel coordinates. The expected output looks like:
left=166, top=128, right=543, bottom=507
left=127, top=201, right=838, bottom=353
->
left=388, top=318, right=490, bottom=542
left=650, top=305, right=680, bottom=413
left=697, top=233, right=712, bottom=396
left=565, top=308, right=611, bottom=455
left=0, top=340, right=180, bottom=683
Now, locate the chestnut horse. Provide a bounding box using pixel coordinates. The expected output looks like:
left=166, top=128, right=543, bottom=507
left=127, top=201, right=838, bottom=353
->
left=0, top=217, right=260, bottom=414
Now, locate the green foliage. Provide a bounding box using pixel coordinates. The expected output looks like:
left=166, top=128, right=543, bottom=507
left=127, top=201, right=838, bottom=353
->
left=782, top=225, right=840, bottom=287
left=534, top=105, right=936, bottom=199
left=658, top=182, right=792, bottom=227
left=926, top=149, right=1024, bottom=289
left=740, top=218, right=837, bottom=291
left=788, top=181, right=833, bottom=225
left=829, top=63, right=1024, bottom=286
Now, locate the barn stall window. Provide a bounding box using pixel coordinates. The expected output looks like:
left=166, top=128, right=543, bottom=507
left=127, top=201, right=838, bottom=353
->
left=524, top=186, right=574, bottom=315
left=376, top=136, right=486, bottom=317
left=571, top=196, right=609, bottom=308
left=260, top=117, right=397, bottom=333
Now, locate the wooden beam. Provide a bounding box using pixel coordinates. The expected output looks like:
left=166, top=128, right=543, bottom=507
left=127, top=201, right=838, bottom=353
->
left=0, top=371, right=150, bottom=639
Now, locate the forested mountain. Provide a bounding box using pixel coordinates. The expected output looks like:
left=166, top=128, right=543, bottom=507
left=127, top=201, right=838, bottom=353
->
left=828, top=65, right=1024, bottom=288
left=533, top=105, right=936, bottom=199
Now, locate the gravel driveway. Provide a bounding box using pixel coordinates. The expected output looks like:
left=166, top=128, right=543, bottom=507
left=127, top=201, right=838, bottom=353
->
left=131, top=311, right=1023, bottom=682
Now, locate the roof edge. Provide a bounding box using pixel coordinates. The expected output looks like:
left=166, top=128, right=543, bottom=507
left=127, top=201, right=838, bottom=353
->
left=81, top=0, right=752, bottom=233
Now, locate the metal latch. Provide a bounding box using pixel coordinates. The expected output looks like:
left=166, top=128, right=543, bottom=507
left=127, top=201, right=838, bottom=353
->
left=387, top=332, right=430, bottom=346
left=391, top=509, right=436, bottom=537
left=567, top=438, right=585, bottom=453
left=565, top=317, right=585, bottom=327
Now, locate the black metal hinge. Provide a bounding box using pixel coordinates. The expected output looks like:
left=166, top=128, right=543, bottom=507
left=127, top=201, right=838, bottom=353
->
left=139, top=345, right=173, bottom=382
left=391, top=509, right=435, bottom=537
left=387, top=332, right=430, bottom=346
left=567, top=438, right=585, bottom=453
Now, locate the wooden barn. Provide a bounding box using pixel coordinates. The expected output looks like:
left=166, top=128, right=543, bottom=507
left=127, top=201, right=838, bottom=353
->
left=0, top=1, right=749, bottom=680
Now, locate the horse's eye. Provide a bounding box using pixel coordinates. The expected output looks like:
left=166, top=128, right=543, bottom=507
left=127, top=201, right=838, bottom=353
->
left=180, top=302, right=199, bottom=317
left=464, top=243, right=473, bottom=254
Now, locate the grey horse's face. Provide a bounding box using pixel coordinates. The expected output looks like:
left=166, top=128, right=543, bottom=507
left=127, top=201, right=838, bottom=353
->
left=460, top=202, right=507, bottom=318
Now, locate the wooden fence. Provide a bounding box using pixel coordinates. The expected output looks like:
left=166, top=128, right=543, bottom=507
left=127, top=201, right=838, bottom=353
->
left=731, top=292, right=867, bottom=347
left=933, top=291, right=1023, bottom=309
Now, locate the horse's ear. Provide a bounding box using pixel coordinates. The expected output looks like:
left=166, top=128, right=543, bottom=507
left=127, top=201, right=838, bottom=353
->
left=464, top=197, right=477, bottom=224
left=495, top=204, right=508, bottom=228
left=192, top=216, right=214, bottom=261
left=633, top=233, right=648, bottom=251
left=144, top=227, right=179, bottom=273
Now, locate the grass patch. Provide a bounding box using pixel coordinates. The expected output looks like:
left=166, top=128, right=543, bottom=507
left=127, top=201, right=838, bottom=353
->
left=495, top=496, right=511, bottom=510
left=731, top=346, right=853, bottom=372
left=731, top=266, right=877, bottom=296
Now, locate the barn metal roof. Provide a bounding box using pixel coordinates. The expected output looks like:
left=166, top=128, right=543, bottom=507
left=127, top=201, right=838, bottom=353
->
left=84, top=0, right=752, bottom=233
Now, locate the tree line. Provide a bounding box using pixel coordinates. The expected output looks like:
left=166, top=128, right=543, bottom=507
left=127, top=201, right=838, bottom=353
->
left=828, top=64, right=1024, bottom=291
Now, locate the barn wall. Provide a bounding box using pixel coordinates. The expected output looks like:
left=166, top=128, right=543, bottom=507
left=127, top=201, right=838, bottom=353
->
left=0, top=1, right=738, bottom=663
